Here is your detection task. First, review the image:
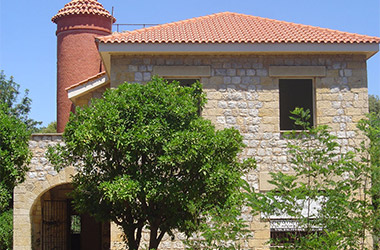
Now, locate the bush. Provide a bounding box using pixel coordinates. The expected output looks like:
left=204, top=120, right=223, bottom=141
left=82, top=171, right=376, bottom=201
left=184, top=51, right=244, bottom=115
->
left=0, top=209, right=13, bottom=250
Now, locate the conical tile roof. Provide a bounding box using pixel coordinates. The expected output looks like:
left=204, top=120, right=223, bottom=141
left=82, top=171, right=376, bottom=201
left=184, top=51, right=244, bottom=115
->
left=98, top=12, right=379, bottom=44
left=52, top=0, right=115, bottom=23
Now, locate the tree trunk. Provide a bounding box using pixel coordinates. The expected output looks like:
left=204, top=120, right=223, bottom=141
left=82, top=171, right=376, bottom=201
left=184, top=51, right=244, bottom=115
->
left=123, top=225, right=139, bottom=250
left=149, top=225, right=159, bottom=250
left=127, top=240, right=139, bottom=250
left=373, top=193, right=380, bottom=250
left=148, top=225, right=166, bottom=250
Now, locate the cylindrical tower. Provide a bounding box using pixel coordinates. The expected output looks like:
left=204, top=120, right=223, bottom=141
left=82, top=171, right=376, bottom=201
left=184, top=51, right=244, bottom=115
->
left=52, top=0, right=115, bottom=132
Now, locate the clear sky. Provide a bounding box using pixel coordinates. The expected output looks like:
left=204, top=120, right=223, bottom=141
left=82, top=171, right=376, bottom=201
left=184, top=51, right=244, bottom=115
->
left=0, top=0, right=379, bottom=126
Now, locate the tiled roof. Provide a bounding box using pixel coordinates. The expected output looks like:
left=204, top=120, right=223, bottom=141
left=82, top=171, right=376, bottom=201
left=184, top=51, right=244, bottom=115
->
left=65, top=71, right=106, bottom=91
left=52, top=0, right=115, bottom=23
left=98, top=12, right=380, bottom=44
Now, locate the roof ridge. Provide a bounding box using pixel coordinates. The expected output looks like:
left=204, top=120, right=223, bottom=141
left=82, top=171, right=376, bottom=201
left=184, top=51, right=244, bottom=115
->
left=124, top=12, right=238, bottom=35
left=119, top=12, right=379, bottom=40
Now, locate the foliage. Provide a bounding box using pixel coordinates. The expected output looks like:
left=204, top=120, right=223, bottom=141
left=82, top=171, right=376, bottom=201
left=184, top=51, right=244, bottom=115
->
left=369, top=95, right=380, bottom=115
left=0, top=71, right=34, bottom=249
left=37, top=121, right=57, bottom=133
left=0, top=104, right=32, bottom=211
left=0, top=209, right=13, bottom=250
left=248, top=108, right=373, bottom=250
left=0, top=70, right=41, bottom=131
left=357, top=113, right=380, bottom=250
left=0, top=103, right=31, bottom=249
left=184, top=188, right=252, bottom=250
left=47, top=77, right=254, bottom=250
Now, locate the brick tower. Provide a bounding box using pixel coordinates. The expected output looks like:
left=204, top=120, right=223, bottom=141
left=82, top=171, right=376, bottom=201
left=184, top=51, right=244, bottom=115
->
left=52, top=0, right=115, bottom=132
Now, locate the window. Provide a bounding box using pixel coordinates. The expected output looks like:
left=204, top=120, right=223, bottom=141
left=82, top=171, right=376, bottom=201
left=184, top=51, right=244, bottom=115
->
left=167, top=78, right=201, bottom=115
left=270, top=219, right=322, bottom=248
left=166, top=78, right=199, bottom=87
left=266, top=196, right=324, bottom=248
left=279, top=79, right=314, bottom=130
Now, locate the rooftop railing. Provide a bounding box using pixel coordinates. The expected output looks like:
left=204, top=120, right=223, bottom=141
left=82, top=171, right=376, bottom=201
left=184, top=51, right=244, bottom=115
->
left=112, top=23, right=159, bottom=32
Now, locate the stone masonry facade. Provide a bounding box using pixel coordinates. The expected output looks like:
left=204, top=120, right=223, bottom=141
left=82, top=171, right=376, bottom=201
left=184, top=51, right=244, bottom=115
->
left=14, top=53, right=369, bottom=250
left=106, top=54, right=369, bottom=249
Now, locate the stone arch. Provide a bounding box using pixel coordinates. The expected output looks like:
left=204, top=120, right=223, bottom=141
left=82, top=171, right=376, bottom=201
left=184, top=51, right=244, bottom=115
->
left=17, top=165, right=110, bottom=250
left=30, top=183, right=73, bottom=249
left=14, top=166, right=76, bottom=250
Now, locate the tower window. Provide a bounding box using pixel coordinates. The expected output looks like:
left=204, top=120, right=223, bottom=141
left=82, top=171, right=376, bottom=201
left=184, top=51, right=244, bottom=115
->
left=279, top=79, right=314, bottom=130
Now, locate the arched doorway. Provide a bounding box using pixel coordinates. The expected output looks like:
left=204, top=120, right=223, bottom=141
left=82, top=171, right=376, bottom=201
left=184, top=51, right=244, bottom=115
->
left=32, top=183, right=110, bottom=250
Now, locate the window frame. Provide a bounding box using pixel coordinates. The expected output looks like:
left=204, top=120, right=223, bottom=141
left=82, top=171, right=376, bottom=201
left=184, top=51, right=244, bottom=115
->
left=164, top=77, right=201, bottom=87
left=278, top=77, right=316, bottom=131
left=263, top=195, right=326, bottom=248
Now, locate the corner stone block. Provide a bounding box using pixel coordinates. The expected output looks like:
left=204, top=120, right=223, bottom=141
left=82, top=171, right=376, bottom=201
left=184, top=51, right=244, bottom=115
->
left=248, top=239, right=269, bottom=248
left=254, top=230, right=271, bottom=239
left=259, top=172, right=276, bottom=191
left=250, top=220, right=269, bottom=230
left=258, top=92, right=276, bottom=102
left=259, top=108, right=278, bottom=117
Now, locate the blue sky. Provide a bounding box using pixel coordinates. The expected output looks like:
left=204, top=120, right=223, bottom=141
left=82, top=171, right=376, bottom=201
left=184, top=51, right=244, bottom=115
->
left=0, top=0, right=379, bottom=126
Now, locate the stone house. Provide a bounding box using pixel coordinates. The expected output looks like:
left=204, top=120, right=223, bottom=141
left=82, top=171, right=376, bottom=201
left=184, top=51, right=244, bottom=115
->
left=13, top=0, right=380, bottom=249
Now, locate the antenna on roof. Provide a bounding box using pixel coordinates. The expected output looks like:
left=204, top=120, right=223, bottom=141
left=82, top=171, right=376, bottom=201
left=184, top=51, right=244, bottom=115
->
left=111, top=6, right=115, bottom=31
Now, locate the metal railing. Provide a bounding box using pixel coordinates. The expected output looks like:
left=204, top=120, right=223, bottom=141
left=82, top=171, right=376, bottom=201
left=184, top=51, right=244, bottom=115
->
left=112, top=23, right=159, bottom=32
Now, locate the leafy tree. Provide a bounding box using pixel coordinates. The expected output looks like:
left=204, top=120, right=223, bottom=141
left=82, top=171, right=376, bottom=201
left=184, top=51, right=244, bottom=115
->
left=357, top=113, right=380, bottom=250
left=47, top=77, right=254, bottom=250
left=248, top=108, right=373, bottom=250
left=0, top=70, right=41, bottom=131
left=37, top=121, right=57, bottom=133
left=369, top=95, right=380, bottom=115
left=0, top=104, right=32, bottom=204
left=0, top=210, right=13, bottom=250
left=184, top=190, right=252, bottom=250
left=0, top=103, right=32, bottom=249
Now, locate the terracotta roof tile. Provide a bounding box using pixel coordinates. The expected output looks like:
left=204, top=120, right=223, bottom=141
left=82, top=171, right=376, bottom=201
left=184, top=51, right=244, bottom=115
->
left=98, top=12, right=380, bottom=44
left=65, top=71, right=107, bottom=91
left=52, top=0, right=115, bottom=23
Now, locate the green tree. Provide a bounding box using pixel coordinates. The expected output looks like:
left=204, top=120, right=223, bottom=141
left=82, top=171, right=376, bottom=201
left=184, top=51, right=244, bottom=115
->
left=248, top=108, right=373, bottom=250
left=47, top=77, right=254, bottom=250
left=369, top=95, right=380, bottom=115
left=357, top=113, right=380, bottom=250
left=0, top=210, right=13, bottom=250
left=0, top=70, right=41, bottom=131
left=0, top=103, right=32, bottom=250
left=37, top=121, right=57, bottom=133
left=0, top=71, right=35, bottom=249
left=184, top=190, right=252, bottom=250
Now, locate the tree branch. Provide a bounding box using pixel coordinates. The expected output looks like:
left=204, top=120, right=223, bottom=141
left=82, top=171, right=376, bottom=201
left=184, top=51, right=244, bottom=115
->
left=157, top=229, right=167, bottom=243
left=136, top=220, right=144, bottom=247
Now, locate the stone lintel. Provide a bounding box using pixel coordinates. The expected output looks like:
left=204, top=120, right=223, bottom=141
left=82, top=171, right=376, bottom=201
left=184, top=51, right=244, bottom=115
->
left=153, top=66, right=211, bottom=77
left=269, top=66, right=326, bottom=77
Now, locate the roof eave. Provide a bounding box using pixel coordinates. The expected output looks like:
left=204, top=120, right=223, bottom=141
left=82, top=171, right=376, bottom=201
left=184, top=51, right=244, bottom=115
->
left=67, top=74, right=109, bottom=101
left=98, top=42, right=379, bottom=76
left=99, top=42, right=379, bottom=57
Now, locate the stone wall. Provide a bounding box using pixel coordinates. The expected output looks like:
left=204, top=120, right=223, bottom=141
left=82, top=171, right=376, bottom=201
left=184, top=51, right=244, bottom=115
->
left=13, top=134, right=76, bottom=250
left=14, top=53, right=369, bottom=250
left=110, top=53, right=368, bottom=172
left=109, top=53, right=368, bottom=249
